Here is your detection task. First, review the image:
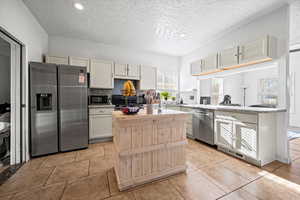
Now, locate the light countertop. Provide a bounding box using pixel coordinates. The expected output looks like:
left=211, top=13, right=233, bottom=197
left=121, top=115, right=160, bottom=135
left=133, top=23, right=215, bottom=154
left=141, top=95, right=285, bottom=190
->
left=112, top=109, right=189, bottom=120
left=181, top=104, right=287, bottom=113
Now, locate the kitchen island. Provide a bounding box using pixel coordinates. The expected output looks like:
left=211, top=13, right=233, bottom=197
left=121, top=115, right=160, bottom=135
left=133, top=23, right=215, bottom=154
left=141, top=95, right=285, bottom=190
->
left=112, top=109, right=189, bottom=191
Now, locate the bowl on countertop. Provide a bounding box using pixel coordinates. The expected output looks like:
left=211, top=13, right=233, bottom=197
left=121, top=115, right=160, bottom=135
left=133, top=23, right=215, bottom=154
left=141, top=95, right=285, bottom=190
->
left=121, top=106, right=140, bottom=115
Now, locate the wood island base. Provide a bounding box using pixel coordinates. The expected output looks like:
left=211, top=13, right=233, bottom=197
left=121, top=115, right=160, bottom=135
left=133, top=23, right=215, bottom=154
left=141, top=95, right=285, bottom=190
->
left=112, top=110, right=189, bottom=191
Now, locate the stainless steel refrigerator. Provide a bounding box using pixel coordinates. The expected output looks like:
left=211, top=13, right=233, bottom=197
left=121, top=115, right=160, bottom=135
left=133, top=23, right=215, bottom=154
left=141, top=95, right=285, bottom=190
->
left=29, top=62, right=88, bottom=157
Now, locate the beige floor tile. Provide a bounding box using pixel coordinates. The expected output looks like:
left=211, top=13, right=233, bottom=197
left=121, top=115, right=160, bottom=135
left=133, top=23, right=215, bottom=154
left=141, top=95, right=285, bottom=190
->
left=243, top=174, right=300, bottom=200
left=262, top=160, right=285, bottom=172
left=273, top=166, right=300, bottom=185
left=104, top=144, right=116, bottom=157
left=290, top=149, right=300, bottom=161
left=169, top=171, right=225, bottom=200
left=133, top=180, right=183, bottom=200
left=220, top=158, right=267, bottom=181
left=11, top=182, right=65, bottom=200
left=61, top=174, right=110, bottom=200
left=75, top=146, right=104, bottom=161
left=105, top=192, right=136, bottom=200
left=219, top=189, right=260, bottom=200
left=0, top=167, right=54, bottom=197
left=199, top=165, right=250, bottom=193
left=21, top=157, right=46, bottom=170
left=41, top=151, right=76, bottom=168
left=0, top=196, right=12, bottom=200
left=46, top=160, right=89, bottom=185
left=89, top=156, right=114, bottom=176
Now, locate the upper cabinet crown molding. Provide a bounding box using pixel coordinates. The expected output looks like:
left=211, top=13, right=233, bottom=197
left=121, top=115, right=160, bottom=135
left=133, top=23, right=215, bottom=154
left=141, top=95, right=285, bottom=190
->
left=45, top=55, right=69, bottom=65
left=69, top=56, right=90, bottom=72
left=191, top=35, right=277, bottom=76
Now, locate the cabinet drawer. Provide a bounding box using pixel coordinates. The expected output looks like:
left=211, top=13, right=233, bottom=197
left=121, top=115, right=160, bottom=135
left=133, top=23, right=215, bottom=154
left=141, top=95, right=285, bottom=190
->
left=215, top=111, right=257, bottom=124
left=89, top=108, right=114, bottom=115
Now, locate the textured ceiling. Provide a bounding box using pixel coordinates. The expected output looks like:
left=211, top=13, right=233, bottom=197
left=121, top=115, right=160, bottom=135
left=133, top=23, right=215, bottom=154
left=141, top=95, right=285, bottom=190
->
left=24, top=0, right=288, bottom=56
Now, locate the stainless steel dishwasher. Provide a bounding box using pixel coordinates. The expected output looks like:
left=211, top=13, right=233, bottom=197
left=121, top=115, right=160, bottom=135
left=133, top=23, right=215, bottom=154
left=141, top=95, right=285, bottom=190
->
left=193, top=109, right=214, bottom=145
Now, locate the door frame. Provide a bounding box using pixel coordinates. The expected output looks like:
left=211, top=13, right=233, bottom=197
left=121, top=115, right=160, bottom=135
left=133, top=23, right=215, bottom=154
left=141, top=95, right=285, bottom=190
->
left=0, top=27, right=26, bottom=165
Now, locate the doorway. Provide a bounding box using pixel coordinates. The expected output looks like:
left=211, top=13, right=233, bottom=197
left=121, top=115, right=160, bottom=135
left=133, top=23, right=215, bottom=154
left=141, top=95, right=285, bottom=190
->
left=0, top=30, right=23, bottom=176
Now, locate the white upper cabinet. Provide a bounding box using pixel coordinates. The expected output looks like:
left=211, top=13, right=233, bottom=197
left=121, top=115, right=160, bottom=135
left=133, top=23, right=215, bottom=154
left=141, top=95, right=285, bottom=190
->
left=190, top=60, right=202, bottom=75
left=140, top=66, right=157, bottom=90
left=219, top=47, right=239, bottom=68
left=45, top=55, right=69, bottom=65
left=69, top=56, right=90, bottom=72
left=90, top=59, right=114, bottom=89
left=239, top=35, right=275, bottom=64
left=114, top=63, right=128, bottom=77
left=114, top=63, right=140, bottom=80
left=202, top=54, right=218, bottom=73
left=127, top=64, right=140, bottom=79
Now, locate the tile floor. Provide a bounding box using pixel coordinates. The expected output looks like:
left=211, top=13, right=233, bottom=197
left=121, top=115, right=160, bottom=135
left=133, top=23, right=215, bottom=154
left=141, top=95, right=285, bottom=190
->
left=0, top=139, right=300, bottom=200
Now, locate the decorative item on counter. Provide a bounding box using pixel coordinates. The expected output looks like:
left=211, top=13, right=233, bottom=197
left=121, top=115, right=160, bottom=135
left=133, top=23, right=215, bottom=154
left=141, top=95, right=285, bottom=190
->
left=121, top=106, right=140, bottom=115
left=171, top=96, right=176, bottom=101
left=122, top=80, right=136, bottom=96
left=160, top=91, right=170, bottom=101
left=144, top=90, right=160, bottom=114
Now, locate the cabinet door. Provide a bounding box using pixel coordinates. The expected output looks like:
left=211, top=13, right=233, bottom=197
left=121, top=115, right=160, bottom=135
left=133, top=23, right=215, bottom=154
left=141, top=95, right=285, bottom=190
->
left=140, top=66, right=157, bottom=90
left=219, top=47, right=238, bottom=68
left=45, top=55, right=69, bottom=65
left=127, top=64, right=140, bottom=79
left=215, top=118, right=234, bottom=149
left=90, top=59, right=113, bottom=89
left=234, top=122, right=258, bottom=159
left=202, top=54, right=218, bottom=72
left=69, top=57, right=90, bottom=72
left=114, top=63, right=128, bottom=77
left=190, top=60, right=202, bottom=75
left=89, top=115, right=112, bottom=139
left=239, top=36, right=270, bottom=64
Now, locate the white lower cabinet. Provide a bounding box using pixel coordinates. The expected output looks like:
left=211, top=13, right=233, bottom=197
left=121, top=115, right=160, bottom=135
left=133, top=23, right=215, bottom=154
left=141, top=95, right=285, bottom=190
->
left=89, top=108, right=113, bottom=141
left=215, top=111, right=260, bottom=164
left=234, top=122, right=258, bottom=159
left=215, top=118, right=234, bottom=149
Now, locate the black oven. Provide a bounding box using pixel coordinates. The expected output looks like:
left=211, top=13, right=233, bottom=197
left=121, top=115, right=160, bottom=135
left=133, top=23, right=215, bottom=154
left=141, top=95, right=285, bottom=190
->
left=89, top=95, right=109, bottom=105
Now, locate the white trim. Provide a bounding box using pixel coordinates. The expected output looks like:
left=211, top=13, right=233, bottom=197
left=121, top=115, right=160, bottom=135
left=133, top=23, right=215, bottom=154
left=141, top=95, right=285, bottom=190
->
left=0, top=31, right=22, bottom=165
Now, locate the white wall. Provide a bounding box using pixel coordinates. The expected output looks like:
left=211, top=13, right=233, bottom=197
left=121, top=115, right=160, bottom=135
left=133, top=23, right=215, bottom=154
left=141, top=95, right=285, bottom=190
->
left=180, top=6, right=289, bottom=107
left=0, top=0, right=48, bottom=61
left=48, top=36, right=180, bottom=73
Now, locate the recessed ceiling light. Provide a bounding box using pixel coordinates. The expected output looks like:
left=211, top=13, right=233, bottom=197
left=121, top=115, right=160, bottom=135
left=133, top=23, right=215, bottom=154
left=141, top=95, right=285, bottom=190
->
left=74, top=2, right=84, bottom=10
left=180, top=33, right=186, bottom=38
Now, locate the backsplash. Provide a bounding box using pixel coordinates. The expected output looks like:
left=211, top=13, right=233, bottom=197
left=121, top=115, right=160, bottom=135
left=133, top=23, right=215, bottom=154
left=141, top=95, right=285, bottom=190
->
left=112, top=79, right=138, bottom=95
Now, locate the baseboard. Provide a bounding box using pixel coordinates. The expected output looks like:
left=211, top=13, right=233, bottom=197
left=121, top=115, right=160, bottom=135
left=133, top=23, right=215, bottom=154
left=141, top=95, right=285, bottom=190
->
left=89, top=137, right=113, bottom=144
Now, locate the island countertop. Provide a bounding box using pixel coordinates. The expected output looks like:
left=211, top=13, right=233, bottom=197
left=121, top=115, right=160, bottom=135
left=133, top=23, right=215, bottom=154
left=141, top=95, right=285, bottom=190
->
left=112, top=109, right=189, bottom=120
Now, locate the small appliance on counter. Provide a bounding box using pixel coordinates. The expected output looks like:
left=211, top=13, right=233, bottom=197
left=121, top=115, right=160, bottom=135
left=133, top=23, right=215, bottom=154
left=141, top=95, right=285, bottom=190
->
left=200, top=96, right=211, bottom=105
left=219, top=95, right=241, bottom=106
left=89, top=95, right=109, bottom=105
